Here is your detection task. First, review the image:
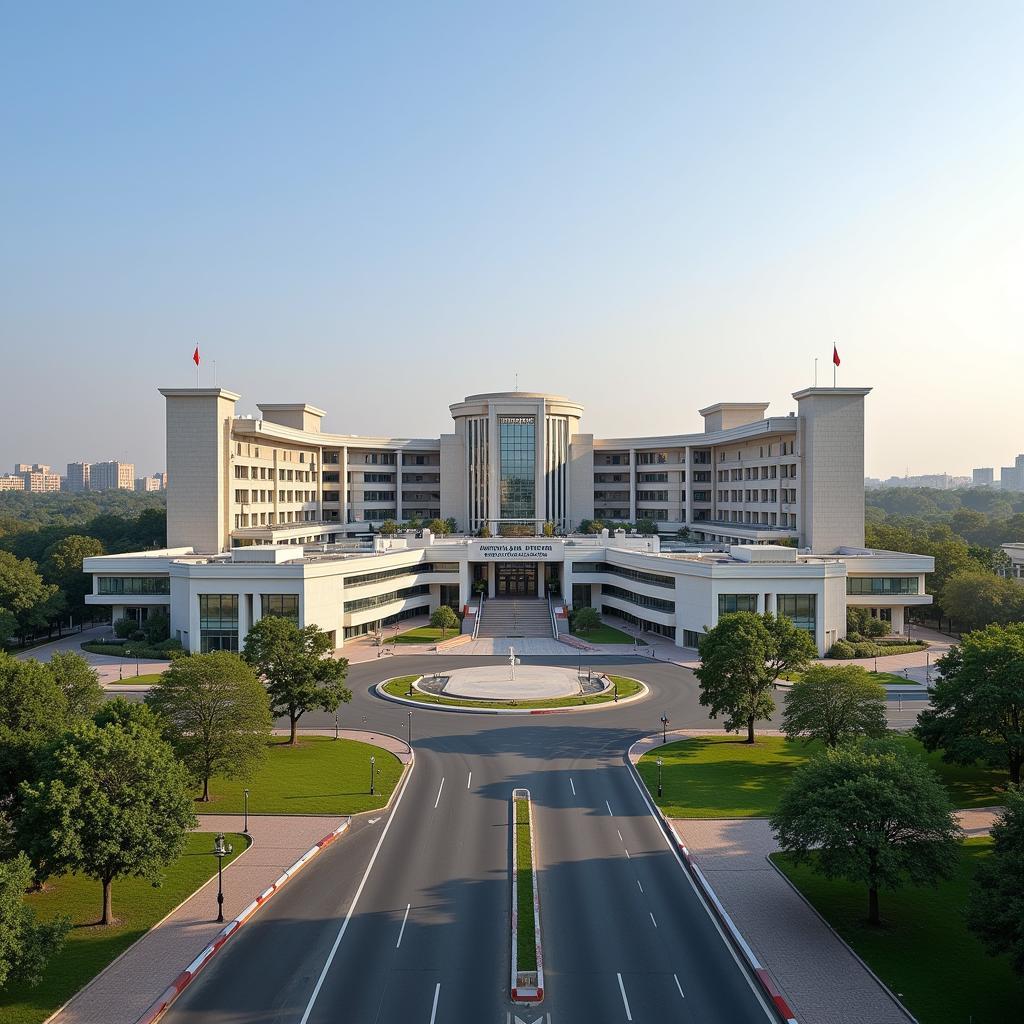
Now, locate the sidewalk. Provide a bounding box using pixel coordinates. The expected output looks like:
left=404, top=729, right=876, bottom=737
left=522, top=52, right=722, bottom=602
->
left=15, top=625, right=171, bottom=684
left=50, top=814, right=347, bottom=1024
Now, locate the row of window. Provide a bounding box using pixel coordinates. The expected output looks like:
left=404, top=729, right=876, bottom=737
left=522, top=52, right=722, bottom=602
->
left=715, top=593, right=817, bottom=639
left=98, top=576, right=170, bottom=595
left=345, top=584, right=431, bottom=614
left=570, top=560, right=675, bottom=588
left=602, top=583, right=675, bottom=614
left=846, top=576, right=919, bottom=595
left=342, top=562, right=459, bottom=588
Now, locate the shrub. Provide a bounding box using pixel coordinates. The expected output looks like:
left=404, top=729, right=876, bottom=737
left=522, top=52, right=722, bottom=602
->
left=571, top=607, right=601, bottom=634
left=143, top=611, right=170, bottom=644
left=828, top=639, right=856, bottom=659
left=864, top=617, right=889, bottom=638
left=847, top=631, right=864, bottom=643
left=112, top=617, right=136, bottom=639
left=852, top=642, right=877, bottom=658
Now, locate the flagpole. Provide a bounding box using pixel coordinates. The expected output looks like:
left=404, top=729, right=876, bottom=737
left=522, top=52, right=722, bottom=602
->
left=814, top=358, right=818, bottom=387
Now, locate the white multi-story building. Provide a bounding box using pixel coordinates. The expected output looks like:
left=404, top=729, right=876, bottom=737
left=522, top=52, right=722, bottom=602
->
left=90, top=461, right=135, bottom=491
left=13, top=464, right=61, bottom=492
left=84, top=383, right=933, bottom=654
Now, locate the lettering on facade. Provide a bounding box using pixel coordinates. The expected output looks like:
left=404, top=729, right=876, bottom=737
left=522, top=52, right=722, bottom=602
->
left=471, top=542, right=558, bottom=560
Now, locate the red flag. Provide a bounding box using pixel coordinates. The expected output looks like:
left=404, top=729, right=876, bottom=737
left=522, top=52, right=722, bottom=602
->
left=192, top=345, right=200, bottom=366
left=832, top=344, right=840, bottom=367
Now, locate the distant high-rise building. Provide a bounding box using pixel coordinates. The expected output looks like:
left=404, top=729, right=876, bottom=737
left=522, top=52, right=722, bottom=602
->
left=155, top=471, right=167, bottom=489
left=1000, top=459, right=1024, bottom=492
left=90, top=461, right=135, bottom=491
left=135, top=475, right=163, bottom=492
left=0, top=475, right=25, bottom=491
left=13, top=463, right=61, bottom=492
left=973, top=467, right=995, bottom=487
left=66, top=461, right=91, bottom=492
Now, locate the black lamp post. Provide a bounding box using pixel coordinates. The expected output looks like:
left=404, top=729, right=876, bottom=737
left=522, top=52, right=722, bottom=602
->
left=334, top=710, right=340, bottom=740
left=243, top=789, right=249, bottom=835
left=657, top=757, right=663, bottom=798
left=407, top=710, right=412, bottom=748
left=213, top=832, right=234, bottom=923
left=613, top=676, right=618, bottom=702
left=370, top=755, right=376, bottom=795
left=660, top=714, right=669, bottom=745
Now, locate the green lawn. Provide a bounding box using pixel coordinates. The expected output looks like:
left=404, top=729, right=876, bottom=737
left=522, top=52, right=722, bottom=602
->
left=106, top=672, right=164, bottom=686
left=772, top=839, right=1024, bottom=1024
left=514, top=797, right=537, bottom=972
left=382, top=674, right=644, bottom=710
left=0, top=832, right=245, bottom=1024
left=200, top=736, right=403, bottom=815
left=571, top=623, right=645, bottom=645
left=389, top=626, right=457, bottom=644
left=780, top=670, right=912, bottom=686
left=639, top=734, right=1007, bottom=818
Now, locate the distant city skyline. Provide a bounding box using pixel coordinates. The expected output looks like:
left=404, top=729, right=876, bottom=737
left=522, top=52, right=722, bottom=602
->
left=2, top=2, right=1022, bottom=478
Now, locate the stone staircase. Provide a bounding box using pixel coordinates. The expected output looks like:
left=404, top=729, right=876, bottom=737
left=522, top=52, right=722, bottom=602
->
left=476, top=599, right=554, bottom=639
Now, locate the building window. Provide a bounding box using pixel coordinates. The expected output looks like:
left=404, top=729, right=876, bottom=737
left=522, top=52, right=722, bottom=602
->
left=498, top=416, right=536, bottom=522
left=345, top=584, right=430, bottom=614
left=846, top=577, right=919, bottom=595
left=261, top=594, right=299, bottom=622
left=777, top=594, right=816, bottom=640
left=718, top=594, right=757, bottom=615
left=682, top=629, right=704, bottom=648
left=601, top=583, right=674, bottom=614
left=199, top=594, right=239, bottom=652
left=98, top=576, right=171, bottom=595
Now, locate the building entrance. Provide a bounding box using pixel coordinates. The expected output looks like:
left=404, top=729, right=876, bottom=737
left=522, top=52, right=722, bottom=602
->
left=495, top=562, right=538, bottom=597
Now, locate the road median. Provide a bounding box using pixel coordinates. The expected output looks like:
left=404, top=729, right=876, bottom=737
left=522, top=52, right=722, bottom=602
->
left=510, top=788, right=544, bottom=1003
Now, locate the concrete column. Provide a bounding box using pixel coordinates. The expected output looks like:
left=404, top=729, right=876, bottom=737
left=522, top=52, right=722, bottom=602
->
left=629, top=449, right=637, bottom=523
left=458, top=561, right=471, bottom=609
left=395, top=451, right=403, bottom=522
left=237, top=592, right=250, bottom=649
left=765, top=593, right=777, bottom=614
left=341, top=446, right=349, bottom=525
left=488, top=562, right=496, bottom=598
left=683, top=447, right=692, bottom=529
left=537, top=561, right=544, bottom=598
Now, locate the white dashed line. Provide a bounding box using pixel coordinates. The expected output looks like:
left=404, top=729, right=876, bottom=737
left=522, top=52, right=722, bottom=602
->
left=617, top=829, right=623, bottom=842
left=617, top=973, right=633, bottom=1021
left=467, top=771, right=472, bottom=789
left=606, top=800, right=613, bottom=816
left=674, top=973, right=686, bottom=999
left=428, top=982, right=440, bottom=1023
left=637, top=879, right=644, bottom=894
left=649, top=911, right=658, bottom=928
left=396, top=903, right=410, bottom=947
left=434, top=778, right=445, bottom=809
left=570, top=777, right=576, bottom=796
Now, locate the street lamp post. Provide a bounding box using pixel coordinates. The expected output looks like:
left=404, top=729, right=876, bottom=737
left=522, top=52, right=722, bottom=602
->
left=243, top=789, right=249, bottom=835
left=657, top=757, right=663, bottom=798
left=213, top=833, right=234, bottom=923
left=370, top=755, right=376, bottom=796
left=407, top=710, right=412, bottom=748
left=613, top=676, right=618, bottom=702
left=660, top=714, right=669, bottom=745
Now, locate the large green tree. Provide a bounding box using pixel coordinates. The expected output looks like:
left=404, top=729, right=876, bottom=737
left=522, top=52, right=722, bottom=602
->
left=19, top=716, right=196, bottom=924
left=695, top=611, right=816, bottom=742
left=242, top=617, right=351, bottom=744
left=48, top=651, right=103, bottom=720
left=0, top=552, right=60, bottom=645
left=42, top=535, right=104, bottom=622
left=940, top=570, right=1024, bottom=633
left=781, top=665, right=887, bottom=748
left=770, top=739, right=963, bottom=925
left=967, top=786, right=1024, bottom=977
left=430, top=605, right=459, bottom=640
left=147, top=652, right=272, bottom=800
left=0, top=852, right=70, bottom=990
left=916, top=623, right=1024, bottom=784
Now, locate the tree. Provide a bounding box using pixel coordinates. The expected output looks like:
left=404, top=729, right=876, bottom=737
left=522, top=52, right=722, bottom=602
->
left=48, top=651, right=103, bottom=720
left=940, top=570, right=1024, bottom=632
left=916, top=623, right=1024, bottom=785
left=635, top=518, right=658, bottom=536
left=542, top=521, right=556, bottom=537
left=427, top=518, right=449, bottom=536
left=846, top=607, right=888, bottom=639
left=0, top=852, right=70, bottom=989
left=429, top=605, right=460, bottom=641
left=781, top=665, right=887, bottom=748
left=571, top=606, right=600, bottom=634
left=242, top=617, right=351, bottom=744
left=42, top=534, right=104, bottom=622
left=695, top=611, right=816, bottom=743
left=0, top=654, right=69, bottom=808
left=967, top=786, right=1024, bottom=977
left=112, top=616, right=136, bottom=639
left=378, top=519, right=399, bottom=537
left=444, top=517, right=458, bottom=535
left=0, top=552, right=59, bottom=645
left=142, top=610, right=170, bottom=644
left=146, top=652, right=272, bottom=801
left=19, top=717, right=196, bottom=924
left=770, top=739, right=963, bottom=925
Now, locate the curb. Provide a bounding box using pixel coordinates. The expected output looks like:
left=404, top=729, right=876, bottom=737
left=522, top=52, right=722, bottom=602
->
left=133, top=819, right=351, bottom=1024
left=375, top=676, right=649, bottom=715
left=510, top=788, right=544, bottom=1003
left=626, top=734, right=798, bottom=1024
left=763, top=855, right=919, bottom=1023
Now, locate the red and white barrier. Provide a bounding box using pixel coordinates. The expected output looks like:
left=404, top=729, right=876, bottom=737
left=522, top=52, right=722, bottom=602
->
left=134, top=819, right=351, bottom=1024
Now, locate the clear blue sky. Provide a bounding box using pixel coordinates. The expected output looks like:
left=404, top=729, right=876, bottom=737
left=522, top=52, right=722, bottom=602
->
left=2, top=2, right=1021, bottom=478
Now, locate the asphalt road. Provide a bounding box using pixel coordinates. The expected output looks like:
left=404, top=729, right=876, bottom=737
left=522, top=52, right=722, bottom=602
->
left=160, top=655, right=780, bottom=1024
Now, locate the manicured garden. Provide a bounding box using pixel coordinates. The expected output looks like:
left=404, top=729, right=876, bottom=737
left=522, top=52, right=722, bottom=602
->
left=638, top=734, right=1006, bottom=818
left=780, top=669, right=911, bottom=687
left=107, top=672, right=164, bottom=686
left=382, top=673, right=644, bottom=709
left=772, top=839, right=1024, bottom=1024
left=0, top=832, right=246, bottom=1024
left=204, top=736, right=403, bottom=815
left=389, top=626, right=457, bottom=644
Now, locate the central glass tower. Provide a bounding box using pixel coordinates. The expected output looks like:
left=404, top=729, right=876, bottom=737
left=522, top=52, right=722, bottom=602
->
left=498, top=415, right=536, bottom=524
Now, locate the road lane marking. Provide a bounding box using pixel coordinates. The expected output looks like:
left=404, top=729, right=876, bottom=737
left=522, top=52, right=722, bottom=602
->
left=625, top=849, right=630, bottom=859
left=674, top=973, right=685, bottom=999
left=606, top=800, right=613, bottom=816
left=429, top=982, right=440, bottom=1024
left=467, top=771, right=472, bottom=789
left=434, top=777, right=445, bottom=808
left=616, top=829, right=623, bottom=843
left=296, top=755, right=415, bottom=1024
left=396, top=903, right=411, bottom=947
left=649, top=911, right=658, bottom=928
left=570, top=777, right=576, bottom=796
left=617, top=973, right=632, bottom=1021
left=637, top=879, right=644, bottom=894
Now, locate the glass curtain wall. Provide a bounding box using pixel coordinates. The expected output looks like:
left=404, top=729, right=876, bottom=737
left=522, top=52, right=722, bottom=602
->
left=498, top=416, right=536, bottom=526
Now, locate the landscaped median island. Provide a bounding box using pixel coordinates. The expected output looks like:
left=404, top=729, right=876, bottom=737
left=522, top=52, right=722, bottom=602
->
left=381, top=673, right=644, bottom=710
left=0, top=832, right=246, bottom=1024
left=773, top=839, right=1024, bottom=1024
left=511, top=788, right=543, bottom=1002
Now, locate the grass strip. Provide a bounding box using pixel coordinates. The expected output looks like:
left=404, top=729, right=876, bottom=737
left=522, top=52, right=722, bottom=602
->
left=570, top=624, right=646, bottom=645
left=514, top=797, right=537, bottom=973
left=0, top=832, right=245, bottom=1024
left=772, top=839, right=1024, bottom=1024
left=638, top=734, right=1007, bottom=818
left=383, top=674, right=643, bottom=710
